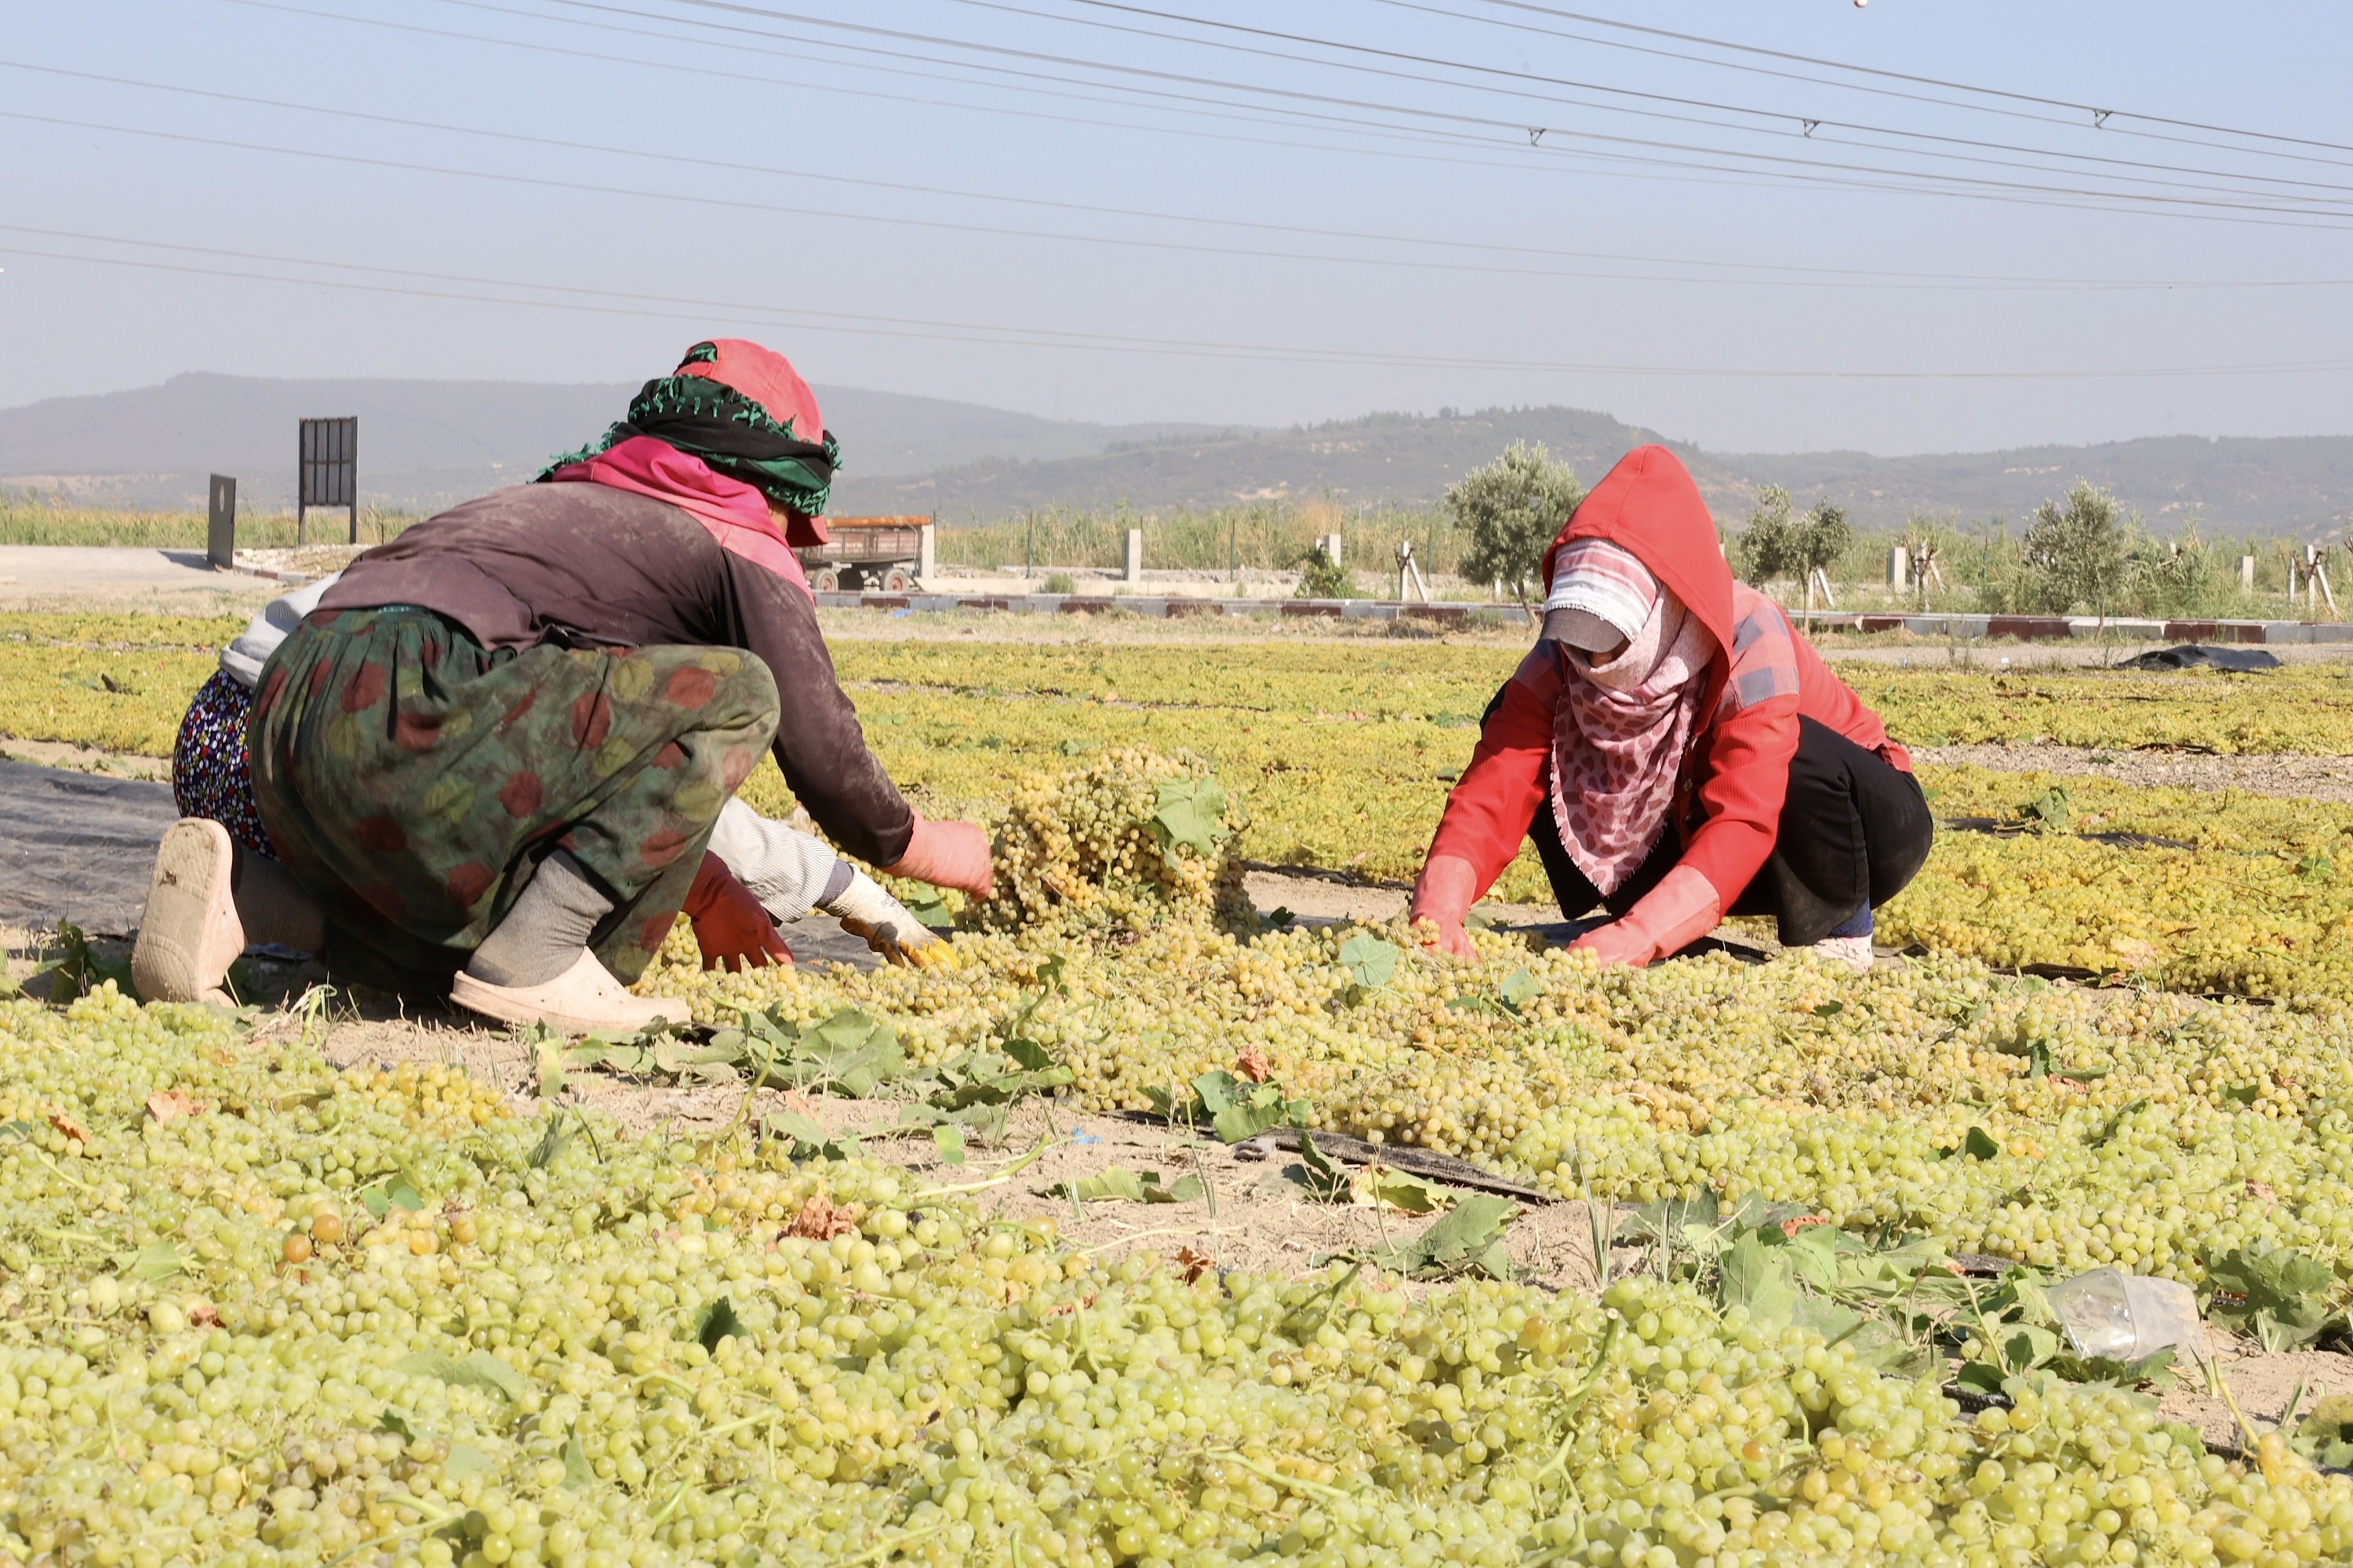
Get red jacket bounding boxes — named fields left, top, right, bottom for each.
left=1427, top=446, right=1910, bottom=909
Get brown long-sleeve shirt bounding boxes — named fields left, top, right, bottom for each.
left=317, top=482, right=915, bottom=866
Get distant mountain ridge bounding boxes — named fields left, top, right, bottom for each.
left=0, top=372, right=1228, bottom=515
left=3, top=373, right=2348, bottom=535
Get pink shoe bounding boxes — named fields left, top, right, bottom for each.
left=450, top=950, right=688, bottom=1034
left=130, top=819, right=246, bottom=1006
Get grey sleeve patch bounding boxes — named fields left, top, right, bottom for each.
left=1733, top=665, right=1798, bottom=708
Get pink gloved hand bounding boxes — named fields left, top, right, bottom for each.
left=881, top=813, right=995, bottom=899
left=1406, top=853, right=1482, bottom=961
left=1569, top=864, right=1721, bottom=970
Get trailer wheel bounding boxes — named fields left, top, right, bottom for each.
left=882, top=567, right=915, bottom=593
left=810, top=567, right=841, bottom=592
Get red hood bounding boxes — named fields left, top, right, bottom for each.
left=1539, top=445, right=1733, bottom=670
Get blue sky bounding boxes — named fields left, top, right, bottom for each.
left=3, top=0, right=2348, bottom=454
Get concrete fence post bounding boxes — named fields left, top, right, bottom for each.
left=2241, top=555, right=2257, bottom=591
left=1887, top=545, right=1909, bottom=591
left=918, top=519, right=936, bottom=581
left=1124, top=528, right=1143, bottom=584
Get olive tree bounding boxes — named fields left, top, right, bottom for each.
left=1740, top=488, right=1852, bottom=620
left=1448, top=442, right=1584, bottom=617
left=2019, top=481, right=2133, bottom=623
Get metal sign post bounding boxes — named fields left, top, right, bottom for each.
left=206, top=475, right=237, bottom=570
left=297, top=417, right=358, bottom=546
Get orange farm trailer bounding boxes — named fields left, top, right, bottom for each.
left=794, top=516, right=933, bottom=591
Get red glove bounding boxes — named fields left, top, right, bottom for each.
left=1569, top=864, right=1720, bottom=970
left=881, top=814, right=995, bottom=899
left=684, top=853, right=792, bottom=973
left=1406, top=853, right=1481, bottom=961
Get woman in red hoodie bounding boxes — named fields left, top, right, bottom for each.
left=1407, top=446, right=1932, bottom=970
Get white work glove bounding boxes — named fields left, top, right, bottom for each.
left=823, top=868, right=957, bottom=970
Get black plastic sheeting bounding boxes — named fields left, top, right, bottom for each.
left=0, top=756, right=881, bottom=971
left=0, top=759, right=178, bottom=935
left=2118, top=644, right=2283, bottom=672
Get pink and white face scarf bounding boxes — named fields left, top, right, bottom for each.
left=1548, top=550, right=1713, bottom=894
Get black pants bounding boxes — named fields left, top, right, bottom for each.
left=1528, top=715, right=1933, bottom=947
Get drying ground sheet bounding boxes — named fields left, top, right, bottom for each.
left=9, top=617, right=2353, bottom=999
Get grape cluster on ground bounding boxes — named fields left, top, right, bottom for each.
left=9, top=620, right=2353, bottom=1566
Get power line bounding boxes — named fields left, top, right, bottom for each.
left=937, top=0, right=2353, bottom=204
left=213, top=0, right=2353, bottom=228
left=23, top=57, right=2348, bottom=293
left=1458, top=0, right=2353, bottom=158
left=12, top=225, right=2351, bottom=380
left=589, top=0, right=2353, bottom=221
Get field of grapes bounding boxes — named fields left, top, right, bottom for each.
left=8, top=614, right=2353, bottom=998
left=13, top=615, right=2353, bottom=1566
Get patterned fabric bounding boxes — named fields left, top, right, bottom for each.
left=171, top=671, right=275, bottom=859
left=1548, top=588, right=1712, bottom=896
left=546, top=436, right=813, bottom=600
left=1542, top=538, right=1658, bottom=649
left=249, top=607, right=780, bottom=996
left=541, top=342, right=839, bottom=522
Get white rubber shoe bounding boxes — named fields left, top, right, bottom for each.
left=450, top=949, right=688, bottom=1034
left=130, top=819, right=246, bottom=1006
left=1810, top=934, right=1876, bottom=972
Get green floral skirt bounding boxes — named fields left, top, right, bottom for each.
left=249, top=607, right=778, bottom=995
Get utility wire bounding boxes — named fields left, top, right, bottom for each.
left=21, top=58, right=2349, bottom=293
left=573, top=0, right=2353, bottom=219
left=1457, top=0, right=2353, bottom=158
left=1380, top=0, right=2353, bottom=177
left=935, top=0, right=2353, bottom=201
left=217, top=0, right=2353, bottom=227
left=12, top=226, right=2350, bottom=380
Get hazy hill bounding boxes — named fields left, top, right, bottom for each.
left=0, top=373, right=1227, bottom=514
left=886, top=413, right=2353, bottom=537
left=4, top=374, right=2349, bottom=534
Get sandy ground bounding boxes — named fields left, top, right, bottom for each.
left=1915, top=743, right=2353, bottom=802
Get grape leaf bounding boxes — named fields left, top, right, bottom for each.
left=1289, top=1131, right=1351, bottom=1203
left=442, top=1444, right=496, bottom=1479
left=562, top=1434, right=594, bottom=1490
left=1150, top=778, right=1227, bottom=858
left=1044, top=1167, right=1203, bottom=1205
left=1360, top=1168, right=1443, bottom=1214
left=396, top=1349, right=526, bottom=1402
left=1499, top=968, right=1541, bottom=1009
left=695, top=1296, right=747, bottom=1352
left=933, top=1123, right=966, bottom=1166
left=1718, top=1231, right=1799, bottom=1328
left=112, top=1241, right=184, bottom=1283
left=1337, top=933, right=1401, bottom=990
left=2208, top=1242, right=2337, bottom=1350
left=1373, top=1195, right=1519, bottom=1281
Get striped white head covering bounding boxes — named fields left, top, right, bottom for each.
left=1542, top=537, right=1659, bottom=652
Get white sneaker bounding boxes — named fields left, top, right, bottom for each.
left=450, top=949, right=688, bottom=1033
left=130, top=819, right=246, bottom=1006
left=1810, top=934, right=1875, bottom=972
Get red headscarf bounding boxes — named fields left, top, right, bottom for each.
left=546, top=340, right=831, bottom=598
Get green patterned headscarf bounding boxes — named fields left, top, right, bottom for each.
left=542, top=344, right=840, bottom=515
